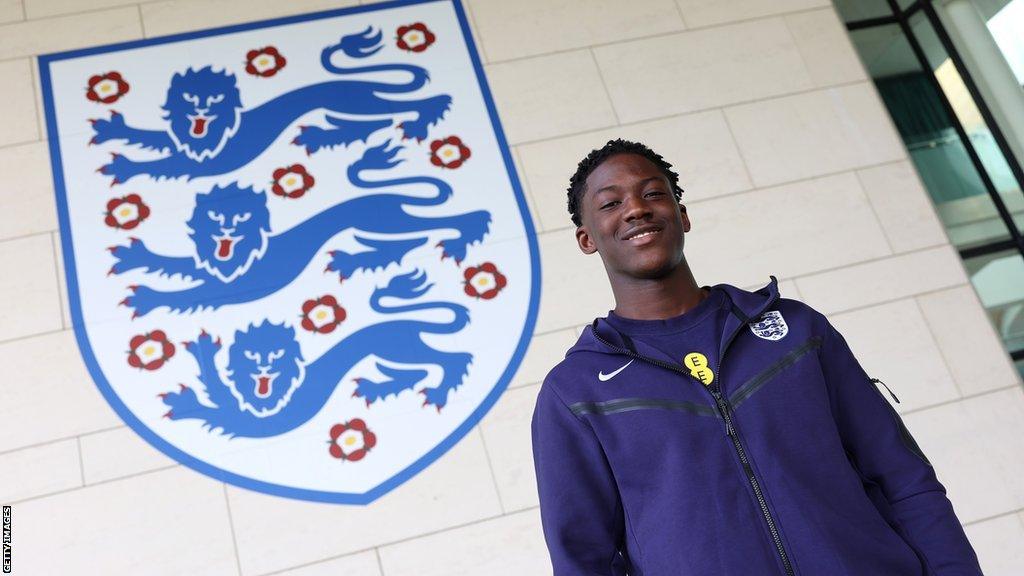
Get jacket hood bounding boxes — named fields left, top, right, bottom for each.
left=568, top=275, right=781, bottom=359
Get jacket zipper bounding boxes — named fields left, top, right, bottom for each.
left=589, top=293, right=796, bottom=576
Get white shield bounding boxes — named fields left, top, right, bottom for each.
left=749, top=310, right=788, bottom=341
left=39, top=0, right=539, bottom=504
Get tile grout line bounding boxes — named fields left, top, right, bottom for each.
left=28, top=55, right=43, bottom=141
left=137, top=3, right=147, bottom=39
left=671, top=0, right=689, bottom=29
left=461, top=0, right=487, bottom=65
left=480, top=4, right=834, bottom=68
left=255, top=507, right=540, bottom=576
left=0, top=228, right=57, bottom=244
left=718, top=109, right=758, bottom=192
left=900, top=383, right=1020, bottom=418
left=852, top=169, right=898, bottom=255
left=0, top=1, right=161, bottom=41
left=0, top=424, right=125, bottom=457
left=912, top=296, right=965, bottom=399
left=374, top=547, right=385, bottom=575
left=588, top=47, right=620, bottom=126
left=75, top=436, right=86, bottom=486
left=508, top=78, right=869, bottom=149
left=6, top=462, right=180, bottom=505
left=51, top=231, right=67, bottom=330
left=19, top=0, right=26, bottom=21
left=476, top=426, right=507, bottom=514
left=814, top=275, right=966, bottom=318
left=223, top=484, right=245, bottom=576
left=963, top=506, right=1024, bottom=527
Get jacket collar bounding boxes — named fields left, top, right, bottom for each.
left=568, top=275, right=781, bottom=363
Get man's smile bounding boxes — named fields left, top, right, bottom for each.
left=622, top=225, right=663, bottom=242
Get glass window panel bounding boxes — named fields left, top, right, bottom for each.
left=850, top=24, right=1015, bottom=250
left=908, top=11, right=1024, bottom=236
left=964, top=248, right=1024, bottom=360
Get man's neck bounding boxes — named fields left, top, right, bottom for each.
left=609, top=259, right=706, bottom=321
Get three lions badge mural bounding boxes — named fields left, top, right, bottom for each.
left=39, top=0, right=539, bottom=503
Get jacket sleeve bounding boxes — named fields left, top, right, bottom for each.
left=817, top=316, right=982, bottom=575
left=532, top=379, right=628, bottom=575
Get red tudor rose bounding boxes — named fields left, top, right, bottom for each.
left=104, top=194, right=151, bottom=230
left=463, top=262, right=507, bottom=300
left=245, top=46, right=287, bottom=77
left=86, top=72, right=130, bottom=104
left=271, top=164, right=315, bottom=198
left=127, top=330, right=175, bottom=371
left=429, top=136, right=471, bottom=169
left=301, top=295, right=347, bottom=334
left=396, top=23, right=436, bottom=52
left=328, top=418, right=377, bottom=461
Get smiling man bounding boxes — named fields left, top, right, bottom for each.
left=530, top=139, right=982, bottom=575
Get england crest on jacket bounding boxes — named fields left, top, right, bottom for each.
left=39, top=0, right=539, bottom=504
left=749, top=310, right=788, bottom=341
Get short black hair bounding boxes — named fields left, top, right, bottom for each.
left=566, top=138, right=684, bottom=227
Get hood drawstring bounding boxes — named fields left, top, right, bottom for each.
left=870, top=377, right=900, bottom=404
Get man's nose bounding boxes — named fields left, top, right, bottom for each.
left=622, top=194, right=652, bottom=221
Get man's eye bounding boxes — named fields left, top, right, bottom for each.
left=645, top=190, right=666, bottom=197
left=601, top=201, right=619, bottom=209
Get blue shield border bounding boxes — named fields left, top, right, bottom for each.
left=38, top=0, right=541, bottom=504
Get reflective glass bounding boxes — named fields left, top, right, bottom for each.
left=963, top=248, right=1024, bottom=359
left=850, top=24, right=1017, bottom=249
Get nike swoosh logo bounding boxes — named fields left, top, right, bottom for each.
left=598, top=359, right=634, bottom=381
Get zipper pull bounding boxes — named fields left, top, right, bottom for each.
left=870, top=377, right=900, bottom=404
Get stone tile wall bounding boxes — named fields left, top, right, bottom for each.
left=1, top=0, right=1021, bottom=573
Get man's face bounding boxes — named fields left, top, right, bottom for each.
left=575, top=153, right=690, bottom=280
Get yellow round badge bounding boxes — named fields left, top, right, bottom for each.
left=683, top=352, right=714, bottom=386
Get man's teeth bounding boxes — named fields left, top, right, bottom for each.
left=629, top=230, right=659, bottom=240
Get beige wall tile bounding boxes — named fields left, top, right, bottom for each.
left=14, top=467, right=237, bottom=575
left=0, top=7, right=140, bottom=60
left=0, top=438, right=80, bottom=502
left=784, top=8, right=866, bottom=87
left=675, top=0, right=829, bottom=28
left=510, top=146, right=542, bottom=234
left=725, top=83, right=906, bottom=187
left=0, top=0, right=21, bottom=24
left=510, top=329, right=577, bottom=389
left=379, top=508, right=548, bottom=576
left=966, top=512, right=1024, bottom=576
left=0, top=141, right=56, bottom=241
left=24, top=0, right=139, bottom=19
left=481, top=383, right=540, bottom=512
left=795, top=245, right=968, bottom=315
left=0, top=59, right=38, bottom=147
left=518, top=111, right=753, bottom=232
left=468, top=0, right=684, bottom=62
left=0, top=330, right=121, bottom=452
left=141, top=0, right=358, bottom=37
left=905, top=387, right=1024, bottom=524
left=830, top=299, right=960, bottom=414
left=79, top=425, right=177, bottom=484
left=917, top=285, right=1022, bottom=396
left=594, top=18, right=812, bottom=124
left=856, top=161, right=949, bottom=253
left=277, top=550, right=382, bottom=576
left=0, top=234, right=62, bottom=342
left=486, top=49, right=617, bottom=145
left=228, top=430, right=502, bottom=575
left=685, top=172, right=891, bottom=290
left=535, top=228, right=614, bottom=333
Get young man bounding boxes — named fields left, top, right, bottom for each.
left=531, top=139, right=983, bottom=575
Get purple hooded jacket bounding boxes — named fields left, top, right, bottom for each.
left=531, top=276, right=982, bottom=575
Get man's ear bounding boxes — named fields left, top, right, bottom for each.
left=680, top=203, right=691, bottom=233
left=576, top=225, right=598, bottom=255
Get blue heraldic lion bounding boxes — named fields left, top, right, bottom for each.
left=90, top=27, right=450, bottom=185
left=160, top=268, right=473, bottom=437
left=108, top=141, right=490, bottom=317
